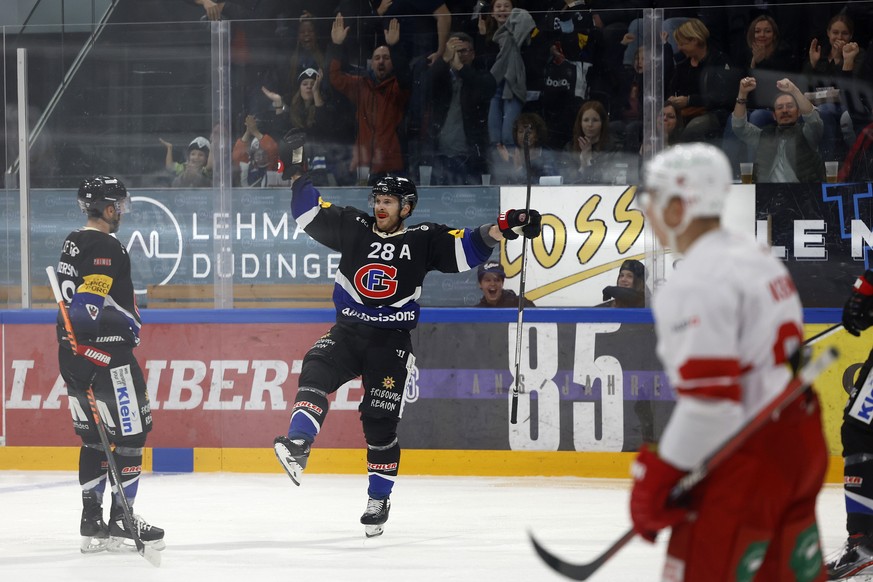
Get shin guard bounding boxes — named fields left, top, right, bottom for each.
left=363, top=416, right=400, bottom=499
left=111, top=446, right=143, bottom=509
left=288, top=387, right=329, bottom=442
left=843, top=419, right=873, bottom=535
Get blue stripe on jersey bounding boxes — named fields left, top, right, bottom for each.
left=459, top=227, right=494, bottom=270
left=332, top=284, right=421, bottom=330
left=289, top=178, right=321, bottom=223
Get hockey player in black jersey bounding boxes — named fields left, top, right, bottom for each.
left=826, top=270, right=873, bottom=579
left=53, top=176, right=165, bottom=554
left=273, top=131, right=541, bottom=537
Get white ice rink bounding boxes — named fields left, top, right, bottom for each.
left=0, top=471, right=847, bottom=581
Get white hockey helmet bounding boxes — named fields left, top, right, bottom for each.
left=642, top=142, right=732, bottom=220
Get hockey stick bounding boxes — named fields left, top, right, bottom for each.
left=510, top=126, right=534, bottom=425
left=45, top=266, right=161, bottom=567
left=530, top=344, right=839, bottom=580
left=804, top=322, right=843, bottom=346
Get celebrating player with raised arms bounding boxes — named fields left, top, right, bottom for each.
left=273, top=130, right=541, bottom=537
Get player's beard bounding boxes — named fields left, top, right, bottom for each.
left=107, top=214, right=122, bottom=234
left=375, top=211, right=402, bottom=234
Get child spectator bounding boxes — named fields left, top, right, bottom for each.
left=232, top=114, right=287, bottom=187
left=160, top=136, right=213, bottom=187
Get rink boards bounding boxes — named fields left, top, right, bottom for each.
left=0, top=308, right=849, bottom=482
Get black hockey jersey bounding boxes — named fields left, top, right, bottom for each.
left=290, top=179, right=493, bottom=329
left=54, top=227, right=141, bottom=347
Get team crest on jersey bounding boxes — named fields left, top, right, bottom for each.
left=87, top=304, right=100, bottom=320
left=382, top=376, right=396, bottom=390
left=354, top=263, right=399, bottom=299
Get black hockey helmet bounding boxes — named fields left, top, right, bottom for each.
left=369, top=175, right=418, bottom=216
left=77, top=175, right=130, bottom=216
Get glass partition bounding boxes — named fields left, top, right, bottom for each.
left=2, top=2, right=871, bottom=309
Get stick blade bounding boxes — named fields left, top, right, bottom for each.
left=529, top=531, right=598, bottom=581
left=530, top=528, right=636, bottom=581
left=140, top=544, right=162, bottom=567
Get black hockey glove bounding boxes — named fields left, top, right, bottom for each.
left=843, top=270, right=873, bottom=336
left=498, top=209, right=542, bottom=240
left=279, top=129, right=307, bottom=180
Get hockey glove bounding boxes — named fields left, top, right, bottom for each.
left=843, top=270, right=873, bottom=337
left=74, top=343, right=112, bottom=367
left=629, top=446, right=688, bottom=543
left=497, top=209, right=542, bottom=240
left=279, top=129, right=307, bottom=180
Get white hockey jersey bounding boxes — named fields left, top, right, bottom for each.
left=652, top=229, right=804, bottom=470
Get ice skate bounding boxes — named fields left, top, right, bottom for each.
left=80, top=504, right=109, bottom=553
left=274, top=436, right=310, bottom=486
left=360, top=497, right=390, bottom=538
left=107, top=510, right=166, bottom=552
left=826, top=534, right=873, bottom=580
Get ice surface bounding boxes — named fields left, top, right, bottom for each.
left=0, top=471, right=846, bottom=581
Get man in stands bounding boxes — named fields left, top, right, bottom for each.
left=328, top=13, right=411, bottom=184
left=731, top=76, right=826, bottom=183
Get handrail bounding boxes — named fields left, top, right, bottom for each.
left=6, top=0, right=119, bottom=175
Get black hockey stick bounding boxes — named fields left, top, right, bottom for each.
left=510, top=126, right=534, bottom=425
left=530, top=344, right=839, bottom=580
left=804, top=322, right=843, bottom=346
left=46, top=266, right=161, bottom=567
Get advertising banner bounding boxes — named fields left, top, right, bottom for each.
left=3, top=317, right=672, bottom=452
left=756, top=182, right=873, bottom=307
left=2, top=186, right=499, bottom=307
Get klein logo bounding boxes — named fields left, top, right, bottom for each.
left=293, top=401, right=324, bottom=415
left=93, top=258, right=112, bottom=266
left=116, top=386, right=139, bottom=434
left=855, top=394, right=873, bottom=422
left=354, top=263, right=399, bottom=299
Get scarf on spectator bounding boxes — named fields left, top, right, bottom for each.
left=490, top=8, right=535, bottom=102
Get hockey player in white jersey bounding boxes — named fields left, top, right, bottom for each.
left=630, top=143, right=828, bottom=581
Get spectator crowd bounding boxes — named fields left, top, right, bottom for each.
left=155, top=1, right=873, bottom=187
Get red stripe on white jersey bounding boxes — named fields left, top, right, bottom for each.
left=677, top=358, right=742, bottom=402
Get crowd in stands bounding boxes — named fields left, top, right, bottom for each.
left=158, top=1, right=873, bottom=187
